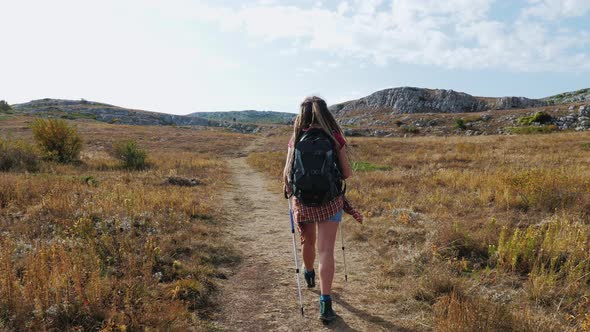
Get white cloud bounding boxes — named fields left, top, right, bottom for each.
left=337, top=1, right=350, bottom=15
left=523, top=0, right=590, bottom=20
left=190, top=0, right=590, bottom=72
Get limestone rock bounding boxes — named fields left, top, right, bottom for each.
left=329, top=87, right=546, bottom=115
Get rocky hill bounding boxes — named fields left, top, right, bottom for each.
left=542, top=88, right=590, bottom=104
left=189, top=110, right=296, bottom=124
left=329, top=87, right=547, bottom=115
left=10, top=99, right=259, bottom=133
left=12, top=99, right=212, bottom=126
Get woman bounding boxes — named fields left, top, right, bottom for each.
left=283, top=96, right=362, bottom=322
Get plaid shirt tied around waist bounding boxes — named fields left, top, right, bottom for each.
left=290, top=194, right=363, bottom=234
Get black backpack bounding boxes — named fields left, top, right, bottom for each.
left=290, top=128, right=343, bottom=206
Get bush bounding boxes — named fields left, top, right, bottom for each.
left=0, top=100, right=11, bottom=113
left=31, top=119, right=82, bottom=163
left=454, top=118, right=466, bottom=130
left=111, top=140, right=149, bottom=170
left=517, top=111, right=553, bottom=126
left=0, top=139, right=40, bottom=172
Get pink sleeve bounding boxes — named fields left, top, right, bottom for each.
left=333, top=132, right=346, bottom=149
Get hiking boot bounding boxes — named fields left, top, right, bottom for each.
left=319, top=299, right=337, bottom=322
left=303, top=267, right=315, bottom=288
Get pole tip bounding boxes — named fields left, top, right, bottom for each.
left=301, top=307, right=304, bottom=316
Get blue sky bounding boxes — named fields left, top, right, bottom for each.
left=0, top=0, right=589, bottom=114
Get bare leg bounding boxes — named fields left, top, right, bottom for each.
left=301, top=223, right=316, bottom=272
left=317, top=221, right=339, bottom=295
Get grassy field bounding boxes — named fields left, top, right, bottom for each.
left=3, top=113, right=590, bottom=330
left=248, top=129, right=590, bottom=331
left=0, top=116, right=253, bottom=330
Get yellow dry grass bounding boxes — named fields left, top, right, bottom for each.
left=0, top=116, right=254, bottom=330
left=247, top=129, right=590, bottom=331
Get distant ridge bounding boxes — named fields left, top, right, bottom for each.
left=9, top=87, right=587, bottom=130
left=189, top=110, right=296, bottom=124
left=12, top=98, right=213, bottom=126
left=9, top=99, right=263, bottom=133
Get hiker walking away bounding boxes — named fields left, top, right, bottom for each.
left=283, top=96, right=363, bottom=322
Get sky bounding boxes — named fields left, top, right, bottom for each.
left=0, top=0, right=589, bottom=115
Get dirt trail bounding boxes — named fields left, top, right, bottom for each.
left=213, top=150, right=413, bottom=331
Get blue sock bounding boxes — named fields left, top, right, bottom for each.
left=320, top=294, right=331, bottom=302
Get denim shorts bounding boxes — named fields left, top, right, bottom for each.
left=327, top=210, right=343, bottom=222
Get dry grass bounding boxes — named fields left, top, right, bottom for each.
left=247, top=129, right=590, bottom=331
left=0, top=116, right=254, bottom=330
left=4, top=112, right=590, bottom=330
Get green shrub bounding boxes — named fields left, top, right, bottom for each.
left=0, top=139, right=40, bottom=172
left=111, top=140, right=149, bottom=170
left=0, top=100, right=11, bottom=113
left=82, top=175, right=99, bottom=187
left=31, top=119, right=82, bottom=163
left=517, top=112, right=553, bottom=126
left=504, top=125, right=557, bottom=135
left=454, top=118, right=467, bottom=130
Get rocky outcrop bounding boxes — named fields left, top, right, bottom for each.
left=490, top=97, right=546, bottom=110
left=329, top=87, right=547, bottom=115
left=543, top=88, right=590, bottom=104
left=553, top=105, right=590, bottom=131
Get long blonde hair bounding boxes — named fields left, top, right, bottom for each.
left=292, top=96, right=343, bottom=148
left=287, top=96, right=345, bottom=177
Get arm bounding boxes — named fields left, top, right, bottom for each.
left=283, top=147, right=293, bottom=193
left=337, top=147, right=352, bottom=179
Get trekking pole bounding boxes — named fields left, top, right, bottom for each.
left=340, top=220, right=348, bottom=282
left=287, top=195, right=304, bottom=317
